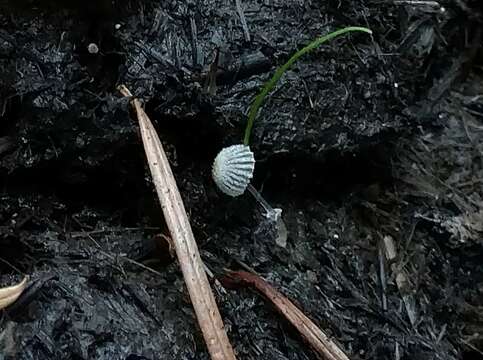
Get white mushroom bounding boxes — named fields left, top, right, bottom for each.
left=212, top=145, right=287, bottom=246
left=87, top=43, right=99, bottom=54
left=212, top=144, right=255, bottom=197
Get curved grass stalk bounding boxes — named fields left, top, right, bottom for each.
left=243, top=26, right=372, bottom=145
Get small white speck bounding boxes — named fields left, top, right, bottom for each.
left=115, top=23, right=121, bottom=30
left=333, top=234, right=339, bottom=239
left=394, top=82, right=399, bottom=88
left=440, top=7, right=446, bottom=13
left=87, top=43, right=99, bottom=54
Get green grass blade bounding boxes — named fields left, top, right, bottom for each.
left=243, top=26, right=372, bottom=145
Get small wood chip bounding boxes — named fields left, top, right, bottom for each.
left=0, top=277, right=28, bottom=310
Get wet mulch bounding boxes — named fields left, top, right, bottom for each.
left=0, top=0, right=482, bottom=359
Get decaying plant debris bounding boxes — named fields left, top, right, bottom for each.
left=0, top=0, right=482, bottom=359
left=0, top=277, right=28, bottom=310
left=118, top=84, right=236, bottom=359
left=222, top=270, right=351, bottom=360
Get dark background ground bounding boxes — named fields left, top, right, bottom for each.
left=0, top=0, right=482, bottom=359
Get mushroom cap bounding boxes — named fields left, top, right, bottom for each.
left=212, top=144, right=255, bottom=197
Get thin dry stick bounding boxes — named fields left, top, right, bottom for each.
left=223, top=271, right=350, bottom=360
left=118, top=85, right=236, bottom=360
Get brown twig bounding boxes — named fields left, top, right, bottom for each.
left=118, top=85, right=237, bottom=360
left=222, top=270, right=350, bottom=360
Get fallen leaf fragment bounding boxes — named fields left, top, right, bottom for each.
left=0, top=277, right=28, bottom=310
left=382, top=235, right=417, bottom=326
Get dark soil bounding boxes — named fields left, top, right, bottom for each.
left=0, top=0, right=482, bottom=359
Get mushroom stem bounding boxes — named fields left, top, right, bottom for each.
left=247, top=184, right=278, bottom=220
left=247, top=184, right=288, bottom=247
